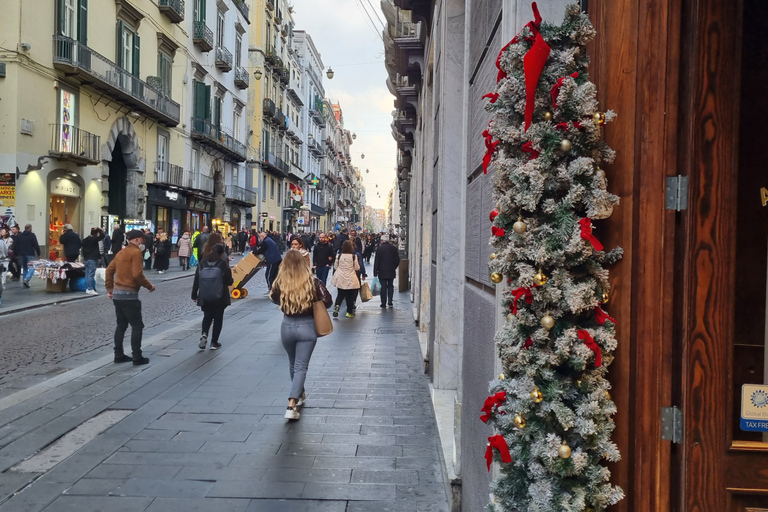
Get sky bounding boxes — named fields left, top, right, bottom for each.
left=291, top=0, right=396, bottom=210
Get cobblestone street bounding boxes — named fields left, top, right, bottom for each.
left=0, top=264, right=450, bottom=511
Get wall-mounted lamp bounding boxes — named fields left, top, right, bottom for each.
left=254, top=68, right=263, bottom=80
left=326, top=67, right=334, bottom=79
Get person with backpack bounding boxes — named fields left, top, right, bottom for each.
left=191, top=234, right=233, bottom=350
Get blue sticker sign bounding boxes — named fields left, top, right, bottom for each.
left=740, top=384, right=768, bottom=432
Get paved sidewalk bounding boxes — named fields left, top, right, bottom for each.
left=0, top=273, right=449, bottom=511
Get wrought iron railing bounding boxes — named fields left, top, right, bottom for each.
left=215, top=46, right=233, bottom=71
left=232, top=0, right=249, bottom=20
left=187, top=172, right=215, bottom=194
left=158, top=0, right=184, bottom=22
left=155, top=162, right=185, bottom=187
left=193, top=22, right=214, bottom=50
left=52, top=36, right=180, bottom=125
left=234, top=67, right=249, bottom=88
left=226, top=185, right=258, bottom=205
left=191, top=118, right=247, bottom=161
left=263, top=98, right=277, bottom=118
left=49, top=124, right=100, bottom=162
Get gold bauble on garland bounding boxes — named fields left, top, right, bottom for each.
left=543, top=111, right=553, bottom=121
left=541, top=314, right=555, bottom=330
left=499, top=373, right=506, bottom=380
left=512, top=219, right=527, bottom=234
left=530, top=387, right=543, bottom=403
left=602, top=292, right=610, bottom=304
left=560, top=139, right=572, bottom=152
left=490, top=253, right=497, bottom=260
left=558, top=442, right=572, bottom=459
left=533, top=269, right=547, bottom=286
left=513, top=414, right=526, bottom=429
left=490, top=272, right=503, bottom=284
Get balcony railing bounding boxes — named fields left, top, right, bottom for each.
left=49, top=124, right=100, bottom=164
left=234, top=67, right=249, bottom=89
left=390, top=18, right=425, bottom=50
left=310, top=203, right=326, bottom=216
left=226, top=184, right=258, bottom=206
left=190, top=118, right=247, bottom=162
left=158, top=0, right=184, bottom=23
left=276, top=110, right=287, bottom=130
left=215, top=46, right=233, bottom=72
left=263, top=98, right=277, bottom=119
left=186, top=172, right=215, bottom=194
left=308, top=138, right=323, bottom=155
left=155, top=161, right=185, bottom=187
left=193, top=21, right=214, bottom=52
left=232, top=0, right=249, bottom=21
left=52, top=36, right=180, bottom=126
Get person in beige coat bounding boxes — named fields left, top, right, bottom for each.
left=331, top=240, right=361, bottom=318
left=177, top=231, right=192, bottom=270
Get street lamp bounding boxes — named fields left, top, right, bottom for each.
left=352, top=133, right=357, bottom=140
left=326, top=67, right=334, bottom=79
left=361, top=153, right=365, bottom=159
left=254, top=68, right=263, bottom=80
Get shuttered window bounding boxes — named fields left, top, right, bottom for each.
left=57, top=0, right=86, bottom=41
left=193, top=80, right=211, bottom=120
left=158, top=53, right=173, bottom=94
left=116, top=21, right=139, bottom=76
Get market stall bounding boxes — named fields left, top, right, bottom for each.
left=32, top=260, right=86, bottom=292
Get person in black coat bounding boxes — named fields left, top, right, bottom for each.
left=15, top=224, right=41, bottom=287
left=81, top=228, right=104, bottom=294
left=191, top=242, right=233, bottom=350
left=110, top=224, right=124, bottom=262
left=373, top=235, right=400, bottom=308
left=143, top=229, right=154, bottom=270
left=312, top=233, right=335, bottom=285
left=59, top=224, right=82, bottom=262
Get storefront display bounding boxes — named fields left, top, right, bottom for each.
left=186, top=195, right=213, bottom=232
left=147, top=185, right=187, bottom=240
left=31, top=260, right=85, bottom=292
left=49, top=177, right=82, bottom=259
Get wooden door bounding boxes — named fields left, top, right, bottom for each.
left=680, top=0, right=768, bottom=509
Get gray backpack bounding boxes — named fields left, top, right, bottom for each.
left=198, top=259, right=224, bottom=302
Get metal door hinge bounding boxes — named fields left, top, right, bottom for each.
left=661, top=406, right=683, bottom=443
left=665, top=176, right=688, bottom=211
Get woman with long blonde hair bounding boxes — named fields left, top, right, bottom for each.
left=270, top=249, right=332, bottom=420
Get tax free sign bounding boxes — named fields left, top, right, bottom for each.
left=741, top=384, right=768, bottom=432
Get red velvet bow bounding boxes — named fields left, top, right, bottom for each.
left=492, top=226, right=506, bottom=238
left=483, top=92, right=500, bottom=103
left=485, top=434, right=512, bottom=471
left=550, top=72, right=579, bottom=109
left=524, top=338, right=533, bottom=349
left=482, top=128, right=500, bottom=174
left=578, top=329, right=602, bottom=367
left=495, top=40, right=515, bottom=82
left=480, top=391, right=507, bottom=423
left=595, top=306, right=616, bottom=325
left=510, top=287, right=533, bottom=315
left=578, top=217, right=603, bottom=252
left=555, top=121, right=584, bottom=131
left=522, top=141, right=540, bottom=160
left=521, top=4, right=551, bottom=131
left=490, top=209, right=499, bottom=222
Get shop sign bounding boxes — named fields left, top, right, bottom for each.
left=166, top=190, right=179, bottom=201
left=741, top=384, right=768, bottom=432
left=50, top=178, right=80, bottom=197
left=0, top=173, right=15, bottom=227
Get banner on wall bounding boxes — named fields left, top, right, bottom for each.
left=0, top=173, right=16, bottom=227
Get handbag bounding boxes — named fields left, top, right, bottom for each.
left=360, top=282, right=373, bottom=302
left=313, top=301, right=333, bottom=337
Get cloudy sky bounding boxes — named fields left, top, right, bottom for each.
left=292, top=0, right=396, bottom=210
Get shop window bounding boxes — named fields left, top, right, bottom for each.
left=57, top=88, right=77, bottom=154
left=156, top=205, right=170, bottom=234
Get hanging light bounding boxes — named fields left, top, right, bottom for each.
left=365, top=169, right=369, bottom=173
left=326, top=67, right=334, bottom=79
left=254, top=68, right=263, bottom=80
left=361, top=153, right=365, bottom=159
left=352, top=133, right=357, bottom=140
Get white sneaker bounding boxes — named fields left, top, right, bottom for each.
left=296, top=393, right=307, bottom=407
left=284, top=407, right=300, bottom=420
left=86, top=289, right=99, bottom=295
left=158, top=271, right=165, bottom=274
left=198, top=334, right=208, bottom=350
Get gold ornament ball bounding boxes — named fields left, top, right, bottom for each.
left=490, top=272, right=503, bottom=284
left=596, top=168, right=606, bottom=180
left=605, top=390, right=611, bottom=400
left=575, top=379, right=583, bottom=388
left=558, top=442, right=572, bottom=459
left=530, top=387, right=543, bottom=403
left=592, top=112, right=603, bottom=125
left=499, top=373, right=506, bottom=380
left=512, top=220, right=527, bottom=234
left=602, top=292, right=610, bottom=304
left=560, top=139, right=572, bottom=152
left=543, top=111, right=553, bottom=121
left=533, top=271, right=547, bottom=286
left=513, top=414, right=526, bottom=429
left=490, top=253, right=497, bottom=260
left=541, top=314, right=555, bottom=330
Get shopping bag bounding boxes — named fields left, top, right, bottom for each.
left=313, top=301, right=334, bottom=337
left=360, top=282, right=373, bottom=302
left=190, top=253, right=198, bottom=267
left=371, top=277, right=381, bottom=296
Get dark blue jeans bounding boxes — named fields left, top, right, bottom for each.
left=380, top=278, right=394, bottom=305
left=113, top=299, right=144, bottom=359
left=316, top=265, right=331, bottom=285
left=85, top=259, right=98, bottom=291
left=19, top=255, right=35, bottom=282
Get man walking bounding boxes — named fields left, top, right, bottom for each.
left=350, top=230, right=363, bottom=255
left=312, top=233, right=335, bottom=285
left=81, top=227, right=104, bottom=295
left=373, top=234, right=400, bottom=308
left=8, top=225, right=21, bottom=280
left=15, top=224, right=41, bottom=288
left=59, top=224, right=82, bottom=262
left=195, top=226, right=210, bottom=257
left=143, top=228, right=154, bottom=270
left=254, top=231, right=282, bottom=292
left=237, top=228, right=248, bottom=254
left=334, top=229, right=349, bottom=253
left=105, top=229, right=155, bottom=365
left=109, top=223, right=124, bottom=262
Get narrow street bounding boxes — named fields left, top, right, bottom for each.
left=0, top=263, right=450, bottom=512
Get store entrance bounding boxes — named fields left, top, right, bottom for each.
left=108, top=138, right=127, bottom=219
left=49, top=193, right=80, bottom=260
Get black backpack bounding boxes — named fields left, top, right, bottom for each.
left=198, top=259, right=224, bottom=302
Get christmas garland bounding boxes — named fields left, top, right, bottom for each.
left=481, top=4, right=624, bottom=511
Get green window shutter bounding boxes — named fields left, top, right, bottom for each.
left=77, top=0, right=87, bottom=43
left=116, top=20, right=124, bottom=68
left=214, top=97, right=221, bottom=129
left=132, top=33, right=140, bottom=77
left=204, top=85, right=211, bottom=120
left=57, top=0, right=66, bottom=35
left=193, top=81, right=204, bottom=118
left=201, top=0, right=206, bottom=22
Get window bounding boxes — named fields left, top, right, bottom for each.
left=63, top=0, right=76, bottom=37
left=217, top=10, right=225, bottom=47
left=262, top=173, right=267, bottom=201
left=158, top=133, right=168, bottom=169
left=158, top=52, right=173, bottom=95
left=232, top=165, right=239, bottom=186
left=235, top=33, right=242, bottom=68
left=234, top=111, right=241, bottom=141
left=193, top=80, right=211, bottom=121
left=192, top=148, right=199, bottom=186
left=271, top=177, right=275, bottom=199
left=277, top=182, right=282, bottom=204
left=58, top=0, right=87, bottom=43
left=117, top=21, right=139, bottom=76
left=213, top=96, right=222, bottom=129
left=194, top=0, right=204, bottom=22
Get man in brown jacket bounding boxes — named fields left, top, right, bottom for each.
left=106, top=229, right=155, bottom=365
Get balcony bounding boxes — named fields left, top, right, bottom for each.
left=262, top=98, right=277, bottom=119
left=234, top=66, right=249, bottom=89
left=49, top=124, right=100, bottom=165
left=390, top=18, right=425, bottom=51
left=262, top=152, right=289, bottom=177
left=158, top=0, right=184, bottom=23
left=308, top=138, right=323, bottom=156
left=289, top=163, right=304, bottom=181
left=279, top=68, right=289, bottom=85
left=232, top=0, right=249, bottom=22
left=215, top=46, right=233, bottom=72
left=155, top=161, right=185, bottom=187
left=310, top=203, right=326, bottom=216
left=276, top=110, right=287, bottom=130
left=193, top=21, right=214, bottom=52
left=265, top=46, right=277, bottom=66
left=190, top=118, right=247, bottom=162
left=226, top=185, right=258, bottom=206
left=186, top=172, right=215, bottom=194
left=52, top=36, right=180, bottom=126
